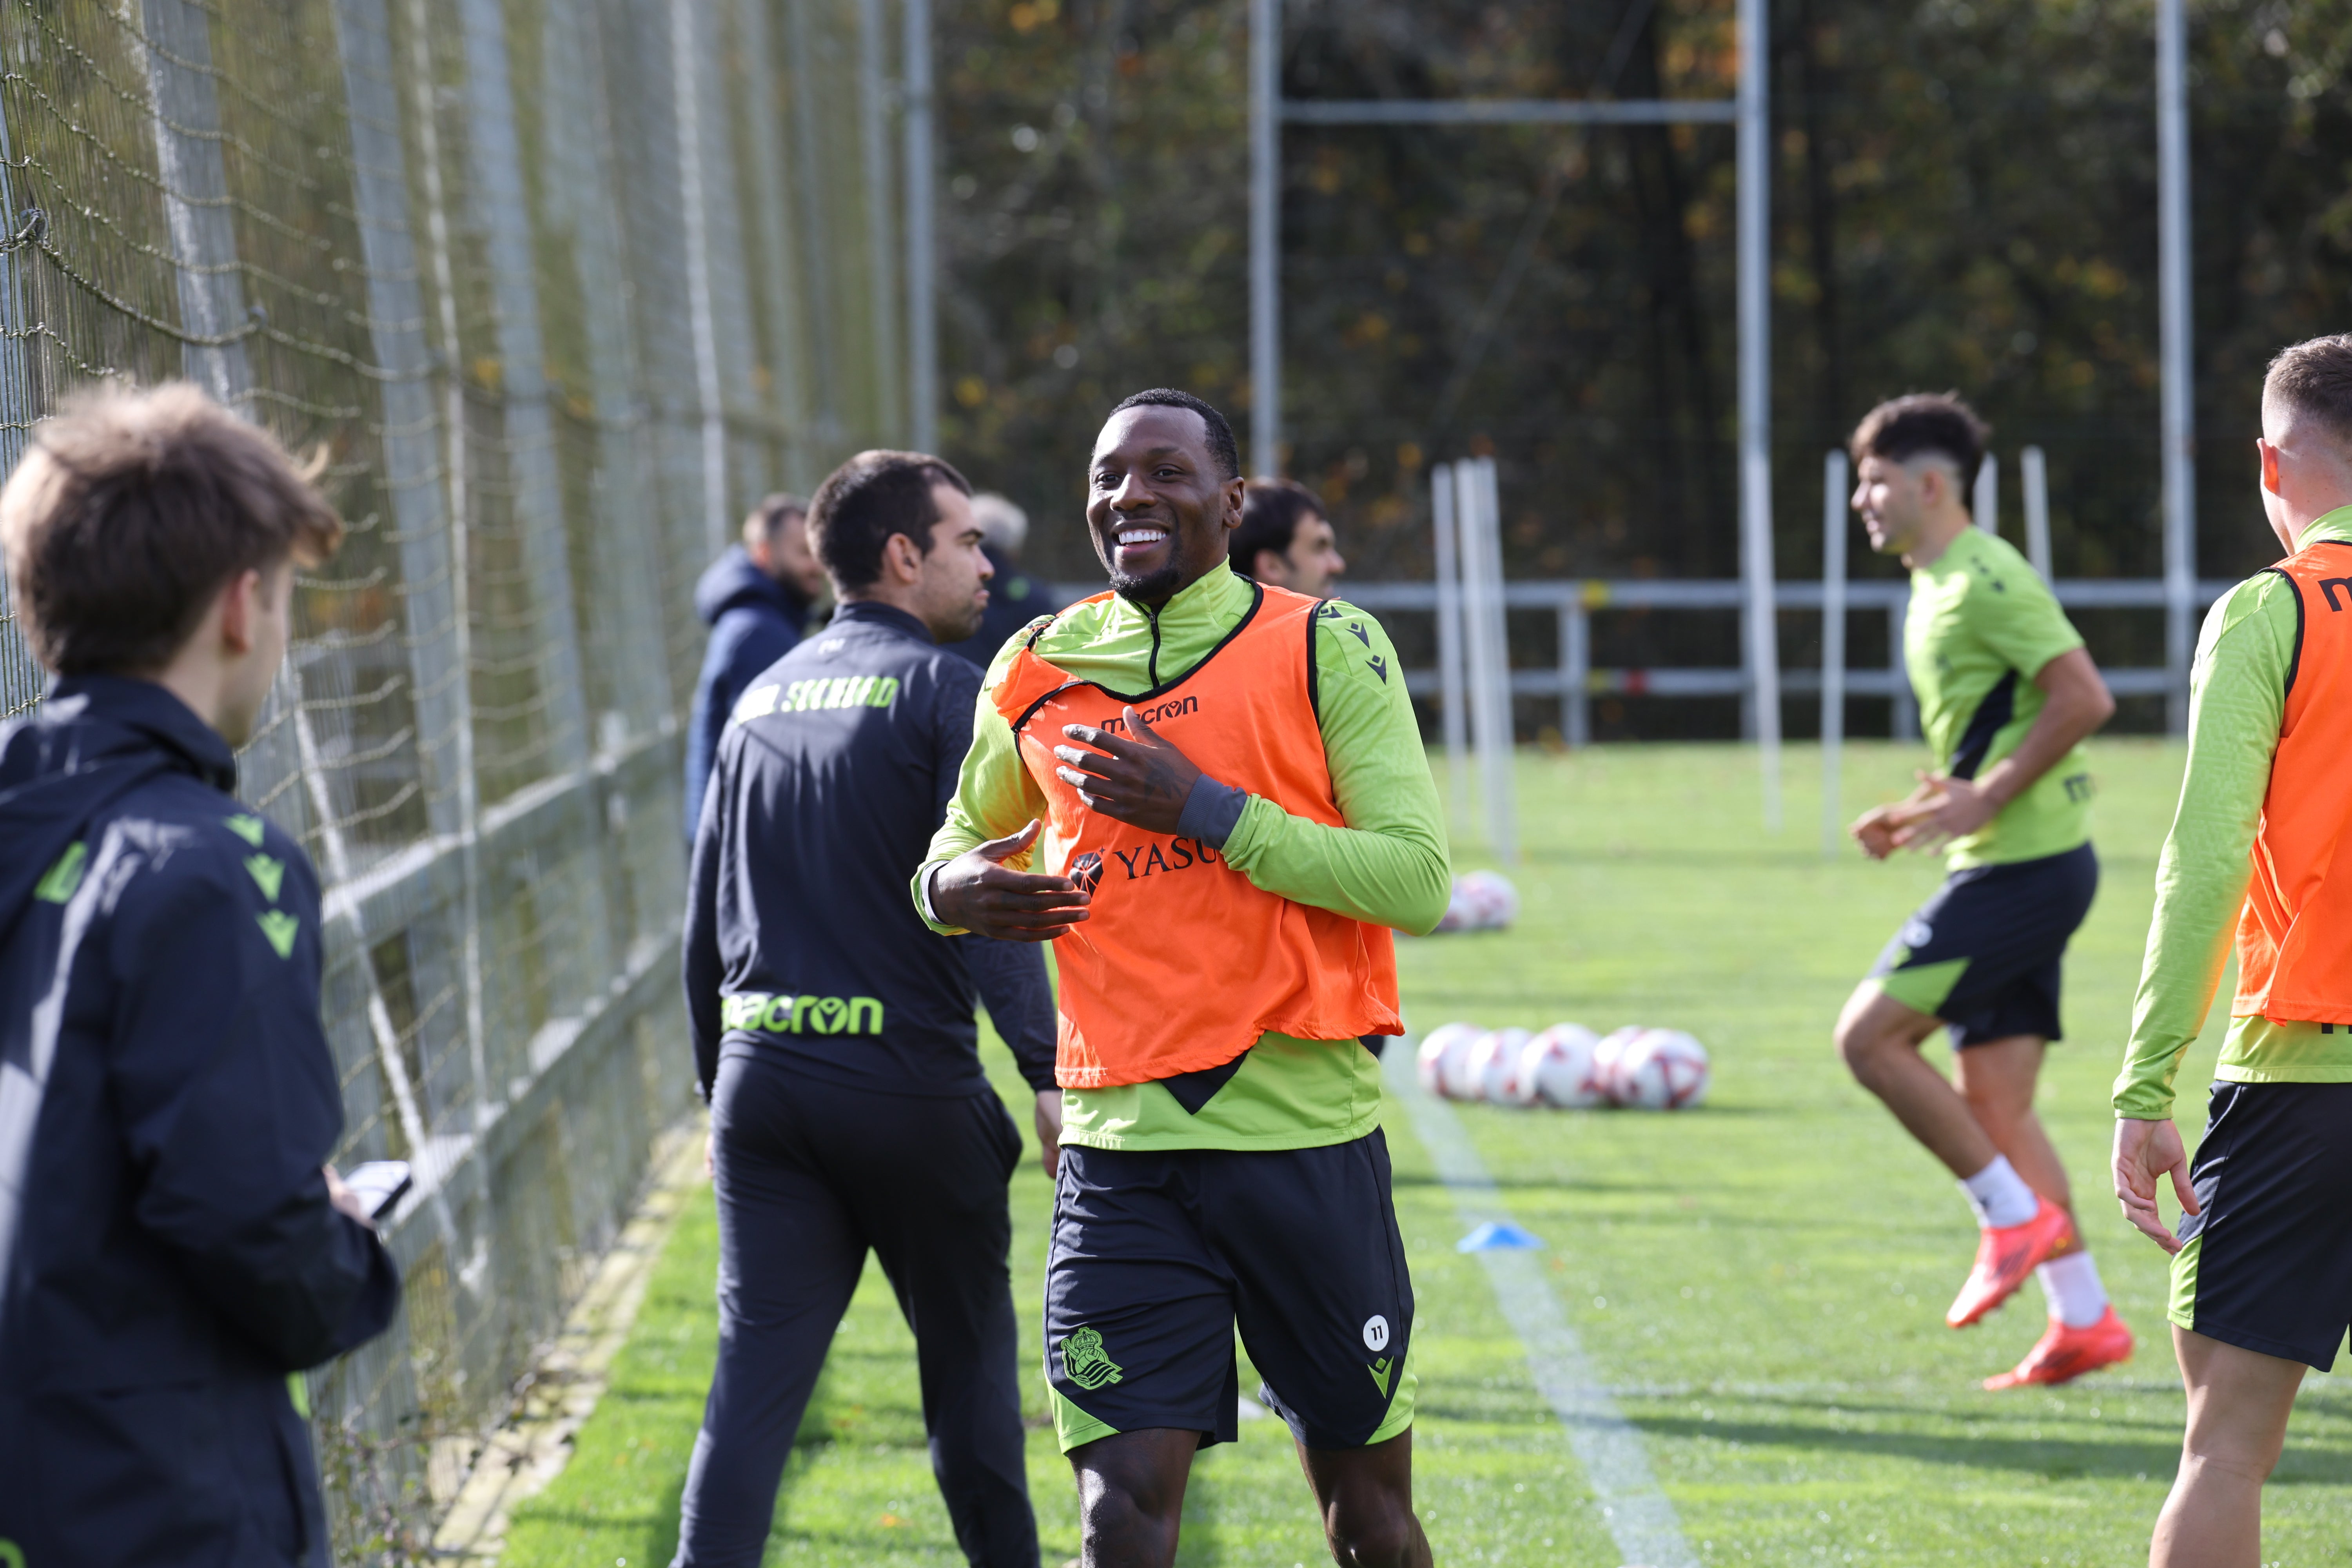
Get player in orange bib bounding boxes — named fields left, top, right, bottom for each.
left=2115, top=334, right=2352, bottom=1566
left=916, top=390, right=1450, bottom=1568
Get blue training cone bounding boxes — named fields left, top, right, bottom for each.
left=1456, top=1221, right=1545, bottom=1253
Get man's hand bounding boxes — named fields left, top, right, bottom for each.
left=1851, top=804, right=1902, bottom=860
left=1033, top=1089, right=1063, bottom=1180
left=1850, top=780, right=1938, bottom=861
left=323, top=1164, right=374, bottom=1229
left=930, top=819, right=1091, bottom=942
left=2114, top=1115, right=2199, bottom=1254
left=1052, top=707, right=1203, bottom=836
left=1891, top=770, right=2002, bottom=853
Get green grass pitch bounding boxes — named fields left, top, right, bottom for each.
left=499, top=741, right=2350, bottom=1567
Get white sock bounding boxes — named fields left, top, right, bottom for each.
left=2038, top=1251, right=2109, bottom=1328
left=1958, top=1155, right=2040, bottom=1229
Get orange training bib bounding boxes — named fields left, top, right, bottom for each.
left=2236, top=539, right=2352, bottom=1024
left=992, top=583, right=1402, bottom=1089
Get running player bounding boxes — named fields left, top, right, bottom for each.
left=915, top=390, right=1449, bottom=1568
left=1835, top=393, right=2132, bottom=1389
left=2114, top=335, right=2352, bottom=1567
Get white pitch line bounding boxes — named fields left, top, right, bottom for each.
left=1388, top=1047, right=1698, bottom=1568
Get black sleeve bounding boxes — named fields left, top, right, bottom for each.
left=111, top=845, right=399, bottom=1371
left=966, top=937, right=1058, bottom=1091
left=930, top=653, right=982, bottom=827
left=682, top=734, right=730, bottom=1102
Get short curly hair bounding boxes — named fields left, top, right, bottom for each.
left=1848, top=392, right=1991, bottom=488
left=0, top=382, right=343, bottom=675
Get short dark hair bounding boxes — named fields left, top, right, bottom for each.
left=1230, top=478, right=1327, bottom=576
left=805, top=450, right=972, bottom=592
left=1106, top=388, right=1240, bottom=481
left=741, top=491, right=807, bottom=550
left=0, top=382, right=343, bottom=675
left=1849, top=392, right=1990, bottom=487
left=2265, top=335, right=2352, bottom=448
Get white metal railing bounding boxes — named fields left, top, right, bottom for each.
left=1048, top=573, right=2234, bottom=747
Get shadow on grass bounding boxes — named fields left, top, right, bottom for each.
left=1628, top=1394, right=2350, bottom=1485
left=1631, top=1407, right=2183, bottom=1481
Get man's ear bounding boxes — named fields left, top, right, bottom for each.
left=2259, top=439, right=2284, bottom=497
left=216, top=567, right=263, bottom=657
left=1251, top=548, right=1291, bottom=585
left=884, top=531, right=925, bottom=584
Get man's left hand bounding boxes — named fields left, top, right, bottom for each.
left=1892, top=770, right=2000, bottom=853
left=1053, top=707, right=1202, bottom=835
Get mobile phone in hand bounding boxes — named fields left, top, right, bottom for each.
left=342, top=1160, right=412, bottom=1220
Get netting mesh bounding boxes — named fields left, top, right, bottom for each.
left=0, top=0, right=903, bottom=1549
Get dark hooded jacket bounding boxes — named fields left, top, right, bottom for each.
left=0, top=676, right=399, bottom=1568
left=686, top=546, right=811, bottom=838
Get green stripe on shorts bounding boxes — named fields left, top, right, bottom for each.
left=1050, top=1383, right=1121, bottom=1454
left=2168, top=1229, right=2202, bottom=1335
left=1875, top=957, right=1970, bottom=1018
left=1367, top=1347, right=1418, bottom=1445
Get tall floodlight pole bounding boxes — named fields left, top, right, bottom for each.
left=857, top=0, right=902, bottom=439
left=1737, top=0, right=1781, bottom=829
left=1248, top=0, right=1280, bottom=477
left=903, top=0, right=937, bottom=454
left=2157, top=0, right=2195, bottom=733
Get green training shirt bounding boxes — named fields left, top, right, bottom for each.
left=1905, top=526, right=2094, bottom=867
left=916, top=561, right=1451, bottom=1152
left=2113, top=507, right=2352, bottom=1120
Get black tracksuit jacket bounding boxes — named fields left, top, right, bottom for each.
left=0, top=677, right=399, bottom=1567
left=682, top=599, right=1054, bottom=1100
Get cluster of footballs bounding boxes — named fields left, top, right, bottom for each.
left=1416, top=1022, right=1711, bottom=1111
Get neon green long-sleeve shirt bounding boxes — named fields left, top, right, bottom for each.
left=2114, top=506, right=2352, bottom=1120
left=915, top=561, right=1451, bottom=1151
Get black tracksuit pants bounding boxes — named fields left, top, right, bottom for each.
left=671, top=1051, right=1038, bottom=1567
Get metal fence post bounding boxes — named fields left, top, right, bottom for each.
left=2022, top=445, right=2054, bottom=580
left=1890, top=593, right=1915, bottom=740
left=1821, top=450, right=1849, bottom=856
left=1432, top=465, right=1471, bottom=835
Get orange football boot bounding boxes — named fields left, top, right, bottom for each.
left=1983, top=1306, right=2135, bottom=1390
left=1947, top=1195, right=2076, bottom=1328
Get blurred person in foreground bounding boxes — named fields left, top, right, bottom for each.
left=1229, top=476, right=1346, bottom=599
left=0, top=384, right=399, bottom=1566
left=684, top=492, right=825, bottom=839
left=918, top=390, right=1448, bottom=1568
left=942, top=490, right=1059, bottom=666
left=675, top=452, right=1057, bottom=1568
left=2114, top=334, right=2352, bottom=1566
left=1834, top=392, right=2129, bottom=1390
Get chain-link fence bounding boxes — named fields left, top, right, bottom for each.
left=0, top=0, right=905, bottom=1550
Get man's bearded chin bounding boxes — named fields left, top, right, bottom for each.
left=1096, top=539, right=1186, bottom=602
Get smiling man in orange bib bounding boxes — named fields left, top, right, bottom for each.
left=916, top=390, right=1450, bottom=1568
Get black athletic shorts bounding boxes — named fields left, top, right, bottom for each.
left=1042, top=1131, right=1416, bottom=1454
left=2171, top=1080, right=2352, bottom=1370
left=1869, top=842, right=2098, bottom=1047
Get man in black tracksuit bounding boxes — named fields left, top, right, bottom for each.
left=676, top=450, right=1056, bottom=1568
left=0, top=386, right=399, bottom=1567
